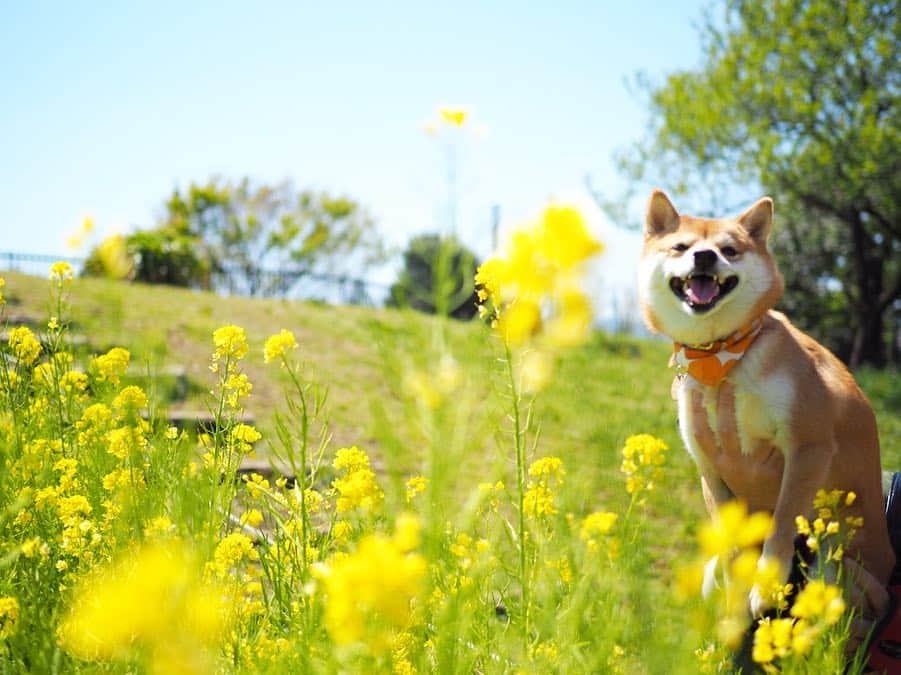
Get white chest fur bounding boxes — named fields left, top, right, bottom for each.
left=675, top=337, right=796, bottom=463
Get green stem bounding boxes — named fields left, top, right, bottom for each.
left=504, top=340, right=530, bottom=644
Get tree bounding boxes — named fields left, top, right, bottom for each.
left=388, top=234, right=480, bottom=320
left=161, top=177, right=387, bottom=296
left=619, top=0, right=899, bottom=367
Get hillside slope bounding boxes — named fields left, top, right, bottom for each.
left=1, top=270, right=897, bottom=546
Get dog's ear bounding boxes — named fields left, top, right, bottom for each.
left=737, top=197, right=774, bottom=244
left=645, top=189, right=680, bottom=238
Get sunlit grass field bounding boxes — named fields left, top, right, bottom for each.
left=0, top=259, right=897, bottom=673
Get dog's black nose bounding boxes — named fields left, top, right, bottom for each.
left=693, top=249, right=718, bottom=271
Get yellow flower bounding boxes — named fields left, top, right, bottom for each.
left=315, top=517, right=426, bottom=652
left=620, top=434, right=668, bottom=496
left=240, top=509, right=264, bottom=528
left=211, top=325, right=248, bottom=371
left=60, top=371, right=88, bottom=394
left=333, top=466, right=384, bottom=514
left=0, top=277, right=5, bottom=305
left=0, top=597, right=20, bottom=639
left=112, top=385, right=148, bottom=414
left=231, top=423, right=262, bottom=444
left=263, top=329, right=298, bottom=364
left=91, top=347, right=131, bottom=386
left=207, top=532, right=259, bottom=579
left=580, top=511, right=618, bottom=541
left=59, top=542, right=225, bottom=669
left=94, top=234, right=132, bottom=280
left=528, top=456, right=565, bottom=479
left=475, top=203, right=602, bottom=350
left=438, top=105, right=469, bottom=127
left=537, top=204, right=605, bottom=270
left=699, top=501, right=773, bottom=559
left=405, top=476, right=428, bottom=503
left=523, top=456, right=565, bottom=520
left=334, top=446, right=373, bottom=473
left=8, top=326, right=41, bottom=366
left=498, top=299, right=542, bottom=345
left=49, top=261, right=74, bottom=284
left=790, top=580, right=845, bottom=626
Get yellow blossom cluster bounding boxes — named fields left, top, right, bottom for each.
left=405, top=476, right=428, bottom=503
left=49, top=261, right=74, bottom=286
left=211, top=325, right=248, bottom=372
left=111, top=385, right=148, bottom=414
left=579, top=511, right=619, bottom=552
left=313, top=515, right=426, bottom=653
left=332, top=446, right=384, bottom=515
left=263, top=329, right=297, bottom=364
left=0, top=597, right=19, bottom=640
left=59, top=542, right=225, bottom=671
left=620, top=434, right=668, bottom=496
left=0, top=277, right=5, bottom=305
left=8, top=326, right=41, bottom=366
left=795, top=489, right=860, bottom=564
left=231, top=423, right=262, bottom=455
left=475, top=204, right=603, bottom=348
left=687, top=501, right=783, bottom=648
left=752, top=580, right=846, bottom=667
left=523, top=456, right=565, bottom=520
left=90, top=347, right=130, bottom=386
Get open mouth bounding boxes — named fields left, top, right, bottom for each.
left=669, top=274, right=739, bottom=313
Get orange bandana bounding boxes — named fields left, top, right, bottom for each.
left=670, top=319, right=763, bottom=386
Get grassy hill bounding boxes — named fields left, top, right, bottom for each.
left=3, top=269, right=898, bottom=545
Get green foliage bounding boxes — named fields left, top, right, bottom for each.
left=126, top=228, right=209, bottom=288
left=388, top=234, right=480, bottom=320
left=621, top=0, right=900, bottom=367
left=162, top=177, right=387, bottom=296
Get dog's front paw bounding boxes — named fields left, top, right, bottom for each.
left=748, top=584, right=772, bottom=618
left=702, top=555, right=721, bottom=598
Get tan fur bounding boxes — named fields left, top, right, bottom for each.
left=639, top=189, right=894, bottom=604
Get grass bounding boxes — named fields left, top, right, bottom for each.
left=0, top=268, right=898, bottom=673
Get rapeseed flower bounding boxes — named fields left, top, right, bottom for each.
left=620, top=434, right=668, bottom=496
left=523, top=456, right=565, bottom=520
left=332, top=446, right=384, bottom=515
left=475, top=203, right=603, bottom=349
left=211, top=325, right=248, bottom=373
left=7, top=326, right=41, bottom=366
left=263, top=329, right=297, bottom=364
left=112, top=385, right=148, bottom=414
left=59, top=542, right=225, bottom=670
left=438, top=105, right=469, bottom=126
left=405, top=476, right=428, bottom=503
left=0, top=277, right=5, bottom=305
left=0, top=597, right=19, bottom=639
left=90, top=347, right=130, bottom=386
left=49, top=261, right=74, bottom=285
left=579, top=511, right=619, bottom=552
left=314, top=516, right=426, bottom=652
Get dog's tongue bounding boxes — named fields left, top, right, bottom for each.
left=687, top=276, right=719, bottom=305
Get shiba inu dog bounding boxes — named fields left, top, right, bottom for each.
left=637, top=189, right=894, bottom=614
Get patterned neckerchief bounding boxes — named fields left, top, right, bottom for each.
left=670, top=318, right=764, bottom=386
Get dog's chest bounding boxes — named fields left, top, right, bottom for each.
left=675, top=368, right=794, bottom=507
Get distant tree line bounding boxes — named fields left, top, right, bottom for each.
left=83, top=176, right=481, bottom=319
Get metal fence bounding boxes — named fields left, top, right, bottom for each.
left=0, top=252, right=391, bottom=307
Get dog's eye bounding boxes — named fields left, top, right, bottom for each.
left=721, top=245, right=738, bottom=257
left=671, top=243, right=689, bottom=253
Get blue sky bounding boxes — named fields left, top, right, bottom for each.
left=1, top=1, right=708, bottom=313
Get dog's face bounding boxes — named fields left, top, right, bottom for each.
left=638, top=190, right=784, bottom=345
